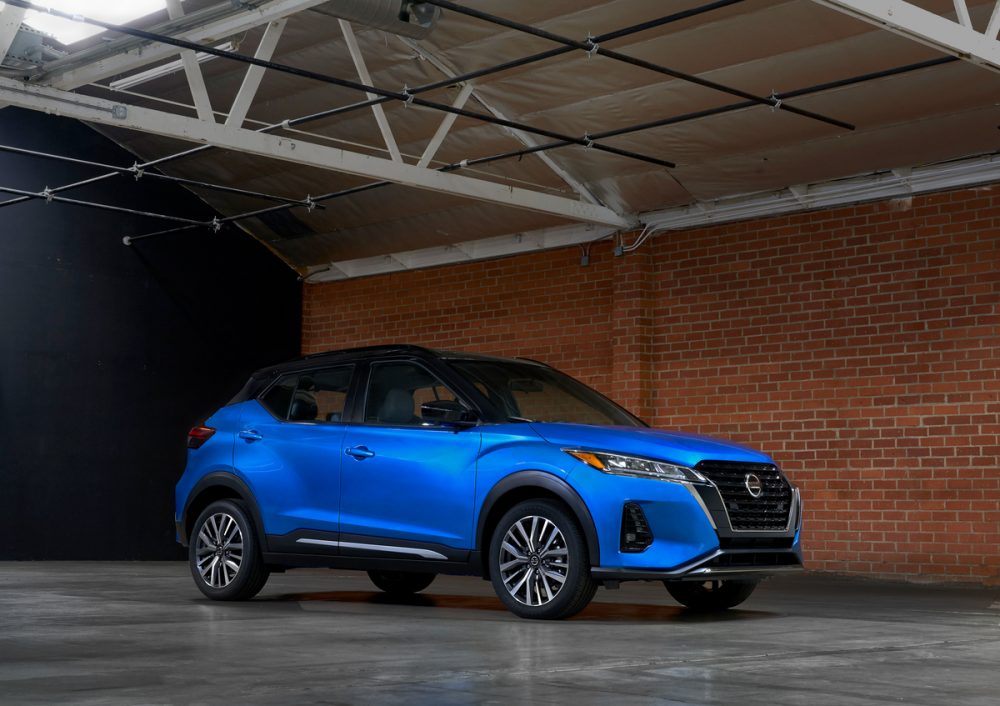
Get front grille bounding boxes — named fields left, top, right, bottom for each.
left=696, top=460, right=792, bottom=531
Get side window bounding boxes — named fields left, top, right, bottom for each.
left=364, top=362, right=463, bottom=426
left=258, top=365, right=354, bottom=422
left=259, top=376, right=295, bottom=419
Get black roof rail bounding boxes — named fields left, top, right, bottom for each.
left=514, top=356, right=552, bottom=367
left=300, top=343, right=435, bottom=360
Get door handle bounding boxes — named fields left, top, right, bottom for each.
left=238, top=429, right=263, bottom=442
left=345, top=445, right=375, bottom=459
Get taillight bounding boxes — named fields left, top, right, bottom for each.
left=187, top=426, right=216, bottom=449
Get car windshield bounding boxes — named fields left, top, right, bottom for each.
left=449, top=359, right=644, bottom=427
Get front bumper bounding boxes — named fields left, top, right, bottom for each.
left=592, top=546, right=804, bottom=582
left=578, top=464, right=804, bottom=581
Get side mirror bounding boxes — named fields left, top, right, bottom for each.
left=421, top=400, right=478, bottom=428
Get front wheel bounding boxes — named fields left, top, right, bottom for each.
left=664, top=579, right=758, bottom=611
left=489, top=499, right=597, bottom=620
left=367, top=570, right=435, bottom=595
left=189, top=499, right=269, bottom=601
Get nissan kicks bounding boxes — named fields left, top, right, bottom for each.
left=176, top=345, right=802, bottom=619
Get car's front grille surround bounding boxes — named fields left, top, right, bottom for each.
left=695, top=460, right=792, bottom=531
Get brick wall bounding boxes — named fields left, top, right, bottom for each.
left=303, top=186, right=1000, bottom=584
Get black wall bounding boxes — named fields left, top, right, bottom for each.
left=0, top=109, right=301, bottom=559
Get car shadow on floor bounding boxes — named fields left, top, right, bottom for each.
left=263, top=590, right=776, bottom=623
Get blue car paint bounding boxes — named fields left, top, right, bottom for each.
left=232, top=400, right=346, bottom=536
left=174, top=405, right=240, bottom=533
left=339, top=423, right=482, bottom=545
left=529, top=422, right=774, bottom=467
left=177, top=371, right=799, bottom=575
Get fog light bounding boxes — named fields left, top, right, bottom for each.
left=621, top=502, right=653, bottom=552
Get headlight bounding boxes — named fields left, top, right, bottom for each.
left=564, top=450, right=705, bottom=483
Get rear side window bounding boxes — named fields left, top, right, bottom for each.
left=258, top=365, right=354, bottom=422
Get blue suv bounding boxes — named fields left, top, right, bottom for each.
left=176, top=345, right=802, bottom=619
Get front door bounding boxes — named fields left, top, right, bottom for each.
left=339, top=360, right=481, bottom=556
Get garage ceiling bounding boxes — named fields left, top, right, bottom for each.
left=2, top=0, right=1000, bottom=277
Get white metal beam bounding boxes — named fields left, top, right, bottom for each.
left=42, top=0, right=329, bottom=91
left=812, top=0, right=1000, bottom=73
left=0, top=76, right=633, bottom=228
left=166, top=0, right=214, bottom=122
left=338, top=20, right=402, bottom=163
left=987, top=1, right=1000, bottom=40
left=417, top=82, right=474, bottom=168
left=953, top=0, right=972, bottom=28
left=0, top=1, right=26, bottom=111
left=308, top=223, right=616, bottom=281
left=398, top=37, right=605, bottom=206
left=225, top=18, right=286, bottom=128
left=0, top=2, right=26, bottom=60
left=306, top=151, right=1000, bottom=281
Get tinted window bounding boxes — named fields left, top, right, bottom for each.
left=449, top=360, right=642, bottom=427
left=258, top=365, right=353, bottom=422
left=364, top=362, right=463, bottom=426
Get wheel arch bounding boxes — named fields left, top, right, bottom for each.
left=476, top=471, right=600, bottom=578
left=181, top=472, right=266, bottom=549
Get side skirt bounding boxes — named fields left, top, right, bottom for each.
left=264, top=530, right=479, bottom=576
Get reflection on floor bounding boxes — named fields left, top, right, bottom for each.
left=0, top=563, right=997, bottom=705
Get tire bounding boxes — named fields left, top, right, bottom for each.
left=664, top=579, right=758, bottom=611
left=189, top=499, right=270, bottom=601
left=367, top=570, right=436, bottom=595
left=489, top=499, right=597, bottom=620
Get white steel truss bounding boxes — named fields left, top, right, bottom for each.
left=39, top=0, right=330, bottom=91
left=417, top=83, right=475, bottom=168
left=812, top=0, right=1000, bottom=73
left=0, top=1, right=26, bottom=110
left=0, top=2, right=26, bottom=60
left=338, top=20, right=402, bottom=162
left=308, top=151, right=1000, bottom=281
left=0, top=76, right=632, bottom=228
left=165, top=0, right=214, bottom=122
left=398, top=36, right=605, bottom=206
left=225, top=18, right=287, bottom=128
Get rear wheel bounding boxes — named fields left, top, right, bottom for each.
left=367, top=570, right=436, bottom=595
left=489, top=499, right=597, bottom=620
left=189, top=499, right=269, bottom=601
left=664, top=579, right=758, bottom=611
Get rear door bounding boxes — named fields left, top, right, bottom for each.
left=234, top=365, right=354, bottom=540
left=339, top=360, right=482, bottom=557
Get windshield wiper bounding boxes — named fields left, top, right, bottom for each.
left=507, top=416, right=535, bottom=423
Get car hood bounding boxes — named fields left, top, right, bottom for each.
left=527, top=422, right=774, bottom=468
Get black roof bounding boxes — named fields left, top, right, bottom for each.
left=250, top=344, right=545, bottom=379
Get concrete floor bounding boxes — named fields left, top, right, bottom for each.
left=0, top=564, right=997, bottom=705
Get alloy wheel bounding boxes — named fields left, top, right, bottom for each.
left=195, top=512, right=243, bottom=588
left=498, top=515, right=569, bottom=606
